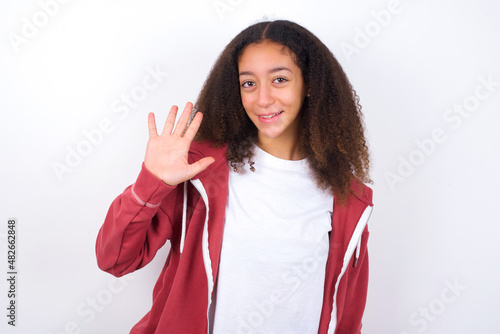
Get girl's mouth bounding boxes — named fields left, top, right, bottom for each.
left=259, top=111, right=284, bottom=119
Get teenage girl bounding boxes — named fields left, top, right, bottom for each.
left=96, top=19, right=373, bottom=334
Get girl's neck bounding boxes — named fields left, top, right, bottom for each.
left=256, top=134, right=307, bottom=161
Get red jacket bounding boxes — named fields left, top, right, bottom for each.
left=96, top=141, right=374, bottom=334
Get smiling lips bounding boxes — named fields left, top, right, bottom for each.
left=258, top=110, right=284, bottom=122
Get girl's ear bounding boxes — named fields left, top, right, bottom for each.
left=304, top=82, right=310, bottom=98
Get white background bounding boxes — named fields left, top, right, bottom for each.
left=1, top=0, right=499, bottom=333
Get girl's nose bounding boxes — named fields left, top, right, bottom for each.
left=256, top=85, right=275, bottom=108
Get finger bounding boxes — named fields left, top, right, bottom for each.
left=148, top=112, right=158, bottom=137
left=172, top=102, right=193, bottom=136
left=162, top=105, right=179, bottom=135
left=186, top=157, right=215, bottom=179
left=183, top=111, right=203, bottom=141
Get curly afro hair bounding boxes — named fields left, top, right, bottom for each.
left=194, top=20, right=371, bottom=202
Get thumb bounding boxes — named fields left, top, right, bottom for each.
left=186, top=157, right=215, bottom=179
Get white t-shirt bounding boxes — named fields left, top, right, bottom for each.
left=212, top=146, right=333, bottom=334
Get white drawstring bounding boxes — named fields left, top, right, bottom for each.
left=353, top=237, right=361, bottom=268
left=180, top=181, right=187, bottom=254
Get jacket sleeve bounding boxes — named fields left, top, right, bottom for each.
left=336, top=226, right=369, bottom=334
left=95, top=163, right=178, bottom=277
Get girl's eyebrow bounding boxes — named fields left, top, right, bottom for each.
left=239, top=66, right=292, bottom=76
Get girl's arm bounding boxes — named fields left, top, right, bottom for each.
left=95, top=102, right=214, bottom=277
left=95, top=163, right=177, bottom=277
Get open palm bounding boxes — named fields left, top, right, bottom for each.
left=144, top=102, right=214, bottom=186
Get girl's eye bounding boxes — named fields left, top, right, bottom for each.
left=274, top=77, right=287, bottom=84
left=241, top=81, right=255, bottom=88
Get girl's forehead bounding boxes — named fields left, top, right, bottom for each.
left=238, top=41, right=298, bottom=69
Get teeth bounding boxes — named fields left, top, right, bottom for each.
left=261, top=111, right=283, bottom=119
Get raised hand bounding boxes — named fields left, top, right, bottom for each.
left=144, top=102, right=214, bottom=186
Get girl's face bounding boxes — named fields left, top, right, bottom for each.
left=238, top=41, right=306, bottom=149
